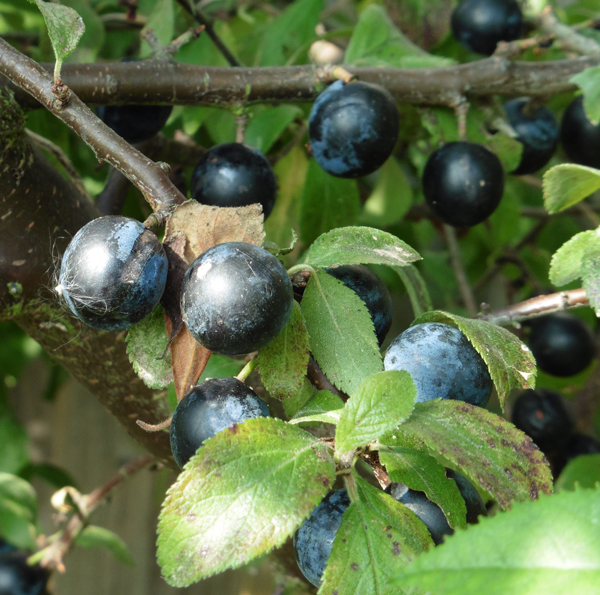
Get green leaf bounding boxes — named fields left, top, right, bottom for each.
left=259, top=0, right=322, bottom=66
left=300, top=160, right=361, bottom=246
left=301, top=270, right=383, bottom=395
left=379, top=448, right=467, bottom=529
left=486, top=132, right=523, bottom=174
left=555, top=454, right=600, bottom=492
left=543, top=163, right=600, bottom=213
left=290, top=390, right=344, bottom=425
left=246, top=105, right=302, bottom=154
left=258, top=301, right=310, bottom=400
left=31, top=0, right=85, bottom=78
left=62, top=0, right=105, bottom=63
left=582, top=253, right=600, bottom=315
left=549, top=230, right=598, bottom=287
left=393, top=487, right=600, bottom=595
left=141, top=0, right=174, bottom=58
left=360, top=159, right=413, bottom=227
left=394, top=265, right=432, bottom=318
left=283, top=378, right=316, bottom=419
left=382, top=400, right=552, bottom=509
left=303, top=227, right=421, bottom=268
left=198, top=355, right=245, bottom=384
left=76, top=525, right=134, bottom=566
left=414, top=311, right=536, bottom=408
left=570, top=67, right=600, bottom=124
left=345, top=4, right=453, bottom=69
left=20, top=463, right=77, bottom=489
left=320, top=475, right=432, bottom=595
left=126, top=305, right=172, bottom=390
left=336, top=371, right=416, bottom=454
left=0, top=415, right=29, bottom=475
left=0, top=473, right=37, bottom=548
left=157, top=417, right=335, bottom=587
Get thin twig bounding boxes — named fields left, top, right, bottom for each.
left=174, top=0, right=241, bottom=67
left=444, top=225, right=478, bottom=317
left=479, top=289, right=589, bottom=325
left=33, top=453, right=155, bottom=572
left=534, top=7, right=600, bottom=56
left=0, top=39, right=186, bottom=214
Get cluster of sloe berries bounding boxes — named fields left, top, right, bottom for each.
left=0, top=539, right=48, bottom=595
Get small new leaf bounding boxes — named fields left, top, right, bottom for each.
left=126, top=305, right=172, bottom=390
left=413, top=311, right=536, bottom=408
left=379, top=448, right=467, bottom=529
left=319, top=475, right=432, bottom=595
left=301, top=270, right=383, bottom=395
left=76, top=526, right=134, bottom=566
left=157, top=418, right=335, bottom=587
left=549, top=230, right=598, bottom=287
left=304, top=227, right=421, bottom=268
left=543, top=164, right=600, bottom=213
left=258, top=301, right=309, bottom=400
left=382, top=401, right=552, bottom=509
left=31, top=0, right=85, bottom=81
left=393, top=487, right=600, bottom=595
left=336, top=371, right=416, bottom=454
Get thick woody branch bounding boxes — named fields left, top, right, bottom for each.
left=4, top=55, right=600, bottom=109
left=0, top=39, right=185, bottom=213
left=479, top=289, right=589, bottom=326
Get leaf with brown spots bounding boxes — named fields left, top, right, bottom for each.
left=157, top=417, right=335, bottom=587
left=320, top=474, right=432, bottom=595
left=380, top=400, right=552, bottom=510
left=161, top=202, right=265, bottom=399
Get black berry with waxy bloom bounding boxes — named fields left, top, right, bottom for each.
left=423, top=142, right=505, bottom=228
left=511, top=389, right=573, bottom=453
left=560, top=96, right=600, bottom=169
left=0, top=550, right=48, bottom=595
left=293, top=489, right=350, bottom=588
left=190, top=143, right=278, bottom=219
left=181, top=242, right=294, bottom=355
left=324, top=264, right=393, bottom=345
left=309, top=80, right=400, bottom=178
left=57, top=216, right=168, bottom=330
left=504, top=98, right=559, bottom=175
left=97, top=104, right=172, bottom=145
left=170, top=377, right=270, bottom=469
left=451, top=0, right=522, bottom=56
left=445, top=469, right=487, bottom=525
left=527, top=313, right=596, bottom=377
left=384, top=323, right=493, bottom=407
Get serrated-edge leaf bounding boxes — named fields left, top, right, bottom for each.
left=543, top=163, right=600, bottom=213
left=549, top=230, right=597, bottom=287
left=319, top=474, right=432, bottom=595
left=570, top=67, right=600, bottom=124
left=257, top=301, right=309, bottom=400
left=413, top=311, right=536, bottom=408
left=301, top=270, right=383, bottom=395
left=304, top=227, right=421, bottom=268
left=336, top=371, right=416, bottom=454
left=126, top=305, right=172, bottom=389
left=393, top=487, right=600, bottom=595
left=157, top=417, right=335, bottom=587
left=581, top=249, right=600, bottom=315
left=383, top=400, right=552, bottom=509
left=379, top=447, right=467, bottom=529
left=76, top=525, right=134, bottom=566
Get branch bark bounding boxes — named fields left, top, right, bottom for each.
left=4, top=55, right=599, bottom=109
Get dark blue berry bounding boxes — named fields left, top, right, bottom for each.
left=309, top=80, right=400, bottom=178
left=190, top=143, right=277, bottom=219
left=181, top=242, right=293, bottom=355
left=324, top=264, right=393, bottom=346
left=511, top=389, right=573, bottom=452
left=97, top=104, right=172, bottom=144
left=451, top=0, right=522, bottom=56
left=504, top=98, right=558, bottom=175
left=560, top=96, right=600, bottom=169
left=444, top=469, right=487, bottom=525
left=0, top=551, right=48, bottom=595
left=384, top=323, right=493, bottom=407
left=293, top=489, right=350, bottom=587
left=170, top=377, right=270, bottom=469
left=527, top=313, right=596, bottom=377
left=423, top=142, right=505, bottom=228
left=57, top=216, right=168, bottom=330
